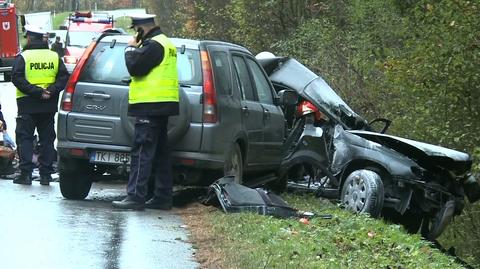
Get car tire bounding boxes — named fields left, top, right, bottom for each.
left=341, top=169, right=384, bottom=217
left=58, top=157, right=93, bottom=200
left=420, top=199, right=455, bottom=240
left=59, top=172, right=93, bottom=200
left=224, top=143, right=243, bottom=184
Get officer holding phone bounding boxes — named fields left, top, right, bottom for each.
left=112, top=14, right=179, bottom=210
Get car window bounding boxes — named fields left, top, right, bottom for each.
left=210, top=51, right=232, bottom=95
left=79, top=42, right=128, bottom=84
left=246, top=58, right=273, bottom=104
left=79, top=41, right=202, bottom=85
left=177, top=49, right=201, bottom=84
left=232, top=55, right=255, bottom=101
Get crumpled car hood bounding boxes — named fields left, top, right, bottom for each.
left=350, top=130, right=472, bottom=175
left=259, top=56, right=368, bottom=130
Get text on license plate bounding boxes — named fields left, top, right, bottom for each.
left=91, top=151, right=130, bottom=164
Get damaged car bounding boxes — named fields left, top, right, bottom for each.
left=258, top=56, right=480, bottom=240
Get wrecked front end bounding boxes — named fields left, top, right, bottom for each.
left=261, top=56, right=480, bottom=239
left=282, top=122, right=480, bottom=239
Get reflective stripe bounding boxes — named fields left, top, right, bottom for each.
left=16, top=49, right=59, bottom=99
left=129, top=34, right=179, bottom=104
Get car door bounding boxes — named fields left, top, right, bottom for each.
left=231, top=54, right=264, bottom=166
left=244, top=57, right=285, bottom=166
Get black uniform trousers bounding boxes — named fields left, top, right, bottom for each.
left=127, top=116, right=172, bottom=203
left=16, top=113, right=56, bottom=176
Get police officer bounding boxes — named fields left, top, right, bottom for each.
left=112, top=14, right=179, bottom=210
left=11, top=25, right=69, bottom=185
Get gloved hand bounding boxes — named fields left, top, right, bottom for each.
left=41, top=89, right=52, bottom=100
left=3, top=132, right=15, bottom=149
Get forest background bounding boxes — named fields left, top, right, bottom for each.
left=12, top=0, right=480, bottom=266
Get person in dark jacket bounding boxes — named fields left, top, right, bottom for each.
left=112, top=14, right=179, bottom=210
left=0, top=104, right=16, bottom=176
left=11, top=25, right=69, bottom=185
left=0, top=104, right=15, bottom=149
left=50, top=36, right=64, bottom=57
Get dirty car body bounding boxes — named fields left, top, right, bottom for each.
left=259, top=57, right=480, bottom=239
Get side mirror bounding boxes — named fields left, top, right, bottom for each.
left=368, top=118, right=392, bottom=133
left=277, top=90, right=298, bottom=106
left=48, top=32, right=56, bottom=38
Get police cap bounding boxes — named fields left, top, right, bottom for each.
left=24, top=25, right=47, bottom=38
left=129, top=14, right=156, bottom=29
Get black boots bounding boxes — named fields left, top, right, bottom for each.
left=112, top=196, right=173, bottom=210
left=112, top=197, right=145, bottom=210
left=145, top=197, right=172, bottom=210
left=39, top=175, right=52, bottom=186
left=13, top=173, right=32, bottom=185
left=13, top=173, right=52, bottom=185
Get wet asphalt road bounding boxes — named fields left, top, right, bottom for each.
left=0, top=178, right=199, bottom=269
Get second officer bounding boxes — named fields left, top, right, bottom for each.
left=11, top=25, right=69, bottom=185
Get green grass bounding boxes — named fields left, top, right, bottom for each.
left=208, top=194, right=464, bottom=269
left=52, top=12, right=69, bottom=29
left=114, top=16, right=134, bottom=35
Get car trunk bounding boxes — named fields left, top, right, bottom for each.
left=65, top=38, right=203, bottom=149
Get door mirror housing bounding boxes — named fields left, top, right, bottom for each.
left=276, top=90, right=298, bottom=106
left=368, top=118, right=392, bottom=133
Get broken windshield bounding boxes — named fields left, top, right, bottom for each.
left=263, top=57, right=367, bottom=129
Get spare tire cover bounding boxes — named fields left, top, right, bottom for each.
left=122, top=88, right=191, bottom=144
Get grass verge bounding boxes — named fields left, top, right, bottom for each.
left=181, top=194, right=464, bottom=269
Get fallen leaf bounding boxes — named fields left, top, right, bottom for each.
left=367, top=231, right=376, bottom=238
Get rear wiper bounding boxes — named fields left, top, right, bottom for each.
left=180, top=83, right=191, bottom=88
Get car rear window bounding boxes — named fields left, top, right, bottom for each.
left=79, top=40, right=202, bottom=85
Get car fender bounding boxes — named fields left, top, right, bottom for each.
left=332, top=126, right=419, bottom=180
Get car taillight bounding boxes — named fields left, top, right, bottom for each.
left=200, top=50, right=217, bottom=123
left=61, top=42, right=95, bottom=112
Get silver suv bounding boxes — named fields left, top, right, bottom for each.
left=57, top=33, right=293, bottom=199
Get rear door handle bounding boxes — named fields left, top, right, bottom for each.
left=263, top=108, right=270, bottom=120
left=83, top=93, right=111, bottom=100
left=242, top=106, right=249, bottom=116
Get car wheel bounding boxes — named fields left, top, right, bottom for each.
left=59, top=172, right=93, bottom=200
left=58, top=157, right=93, bottom=200
left=341, top=169, right=384, bottom=217
left=420, top=200, right=455, bottom=240
left=224, top=143, right=243, bottom=184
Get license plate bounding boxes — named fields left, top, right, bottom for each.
left=90, top=151, right=130, bottom=164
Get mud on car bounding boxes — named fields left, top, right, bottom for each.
left=258, top=56, right=480, bottom=240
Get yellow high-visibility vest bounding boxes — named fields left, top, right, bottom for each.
left=129, top=34, right=179, bottom=104
left=16, top=49, right=59, bottom=98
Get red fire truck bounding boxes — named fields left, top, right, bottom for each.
left=0, top=0, right=20, bottom=81
left=63, top=11, right=113, bottom=73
